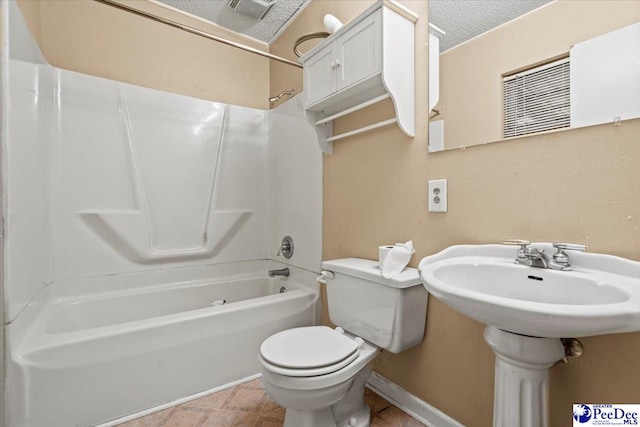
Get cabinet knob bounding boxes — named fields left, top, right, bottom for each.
left=334, top=60, right=342, bottom=67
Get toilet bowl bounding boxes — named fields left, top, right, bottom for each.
left=258, top=258, right=429, bottom=427
left=259, top=326, right=378, bottom=427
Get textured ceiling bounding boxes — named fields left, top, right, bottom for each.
left=156, top=0, right=554, bottom=49
left=156, top=0, right=308, bottom=43
left=430, top=0, right=553, bottom=52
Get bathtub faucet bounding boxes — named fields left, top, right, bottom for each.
left=268, top=268, right=290, bottom=277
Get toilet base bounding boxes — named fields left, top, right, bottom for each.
left=336, top=405, right=371, bottom=427
left=279, top=365, right=373, bottom=427
left=333, top=365, right=372, bottom=427
left=282, top=406, right=370, bottom=427
left=284, top=407, right=337, bottom=427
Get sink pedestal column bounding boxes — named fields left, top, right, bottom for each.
left=484, top=327, right=565, bottom=427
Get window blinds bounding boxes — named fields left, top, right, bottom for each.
left=503, top=58, right=570, bottom=138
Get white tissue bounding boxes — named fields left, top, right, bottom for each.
left=379, top=241, right=415, bottom=279
left=378, top=245, right=395, bottom=266
left=324, top=14, right=343, bottom=34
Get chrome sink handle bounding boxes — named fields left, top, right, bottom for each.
left=553, top=243, right=587, bottom=251
left=552, top=243, right=587, bottom=268
left=502, top=239, right=531, bottom=261
left=503, top=239, right=531, bottom=246
left=503, top=239, right=552, bottom=268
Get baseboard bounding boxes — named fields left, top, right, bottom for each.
left=98, top=371, right=462, bottom=427
left=95, top=374, right=261, bottom=427
left=366, top=372, right=464, bottom=427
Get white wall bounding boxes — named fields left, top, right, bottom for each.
left=7, top=63, right=270, bottom=319
left=1, top=2, right=8, bottom=424
left=5, top=2, right=268, bottom=319
left=267, top=95, right=323, bottom=273
left=5, top=3, right=323, bottom=321
left=51, top=70, right=268, bottom=280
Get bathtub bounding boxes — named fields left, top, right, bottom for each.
left=8, top=261, right=320, bottom=427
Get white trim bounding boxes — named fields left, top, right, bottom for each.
left=94, top=374, right=262, bottom=427
left=94, top=371, right=464, bottom=427
left=366, top=372, right=464, bottom=427
left=428, top=23, right=446, bottom=38
left=325, top=118, right=398, bottom=143
left=383, top=0, right=419, bottom=23
left=315, top=94, right=391, bottom=125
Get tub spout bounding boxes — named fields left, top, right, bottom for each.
left=268, top=268, right=290, bottom=277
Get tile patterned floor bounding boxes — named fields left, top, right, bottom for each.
left=118, top=378, right=425, bottom=427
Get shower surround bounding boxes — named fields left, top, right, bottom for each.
left=4, top=3, right=322, bottom=426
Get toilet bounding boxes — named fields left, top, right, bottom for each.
left=259, top=258, right=428, bottom=427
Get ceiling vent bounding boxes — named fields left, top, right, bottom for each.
left=227, top=0, right=275, bottom=20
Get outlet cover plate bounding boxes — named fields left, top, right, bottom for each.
left=428, top=179, right=447, bottom=212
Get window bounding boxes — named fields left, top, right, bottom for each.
left=503, top=58, right=570, bottom=138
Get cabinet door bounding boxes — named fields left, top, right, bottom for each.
left=336, top=10, right=381, bottom=90
left=304, top=46, right=337, bottom=107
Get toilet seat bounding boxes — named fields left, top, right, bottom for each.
left=260, top=326, right=360, bottom=377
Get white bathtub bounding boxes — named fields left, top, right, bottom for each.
left=8, top=261, right=320, bottom=427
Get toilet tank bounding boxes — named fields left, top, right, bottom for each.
left=322, top=258, right=428, bottom=353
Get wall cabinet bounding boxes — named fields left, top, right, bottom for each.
left=305, top=11, right=381, bottom=107
left=300, top=1, right=417, bottom=154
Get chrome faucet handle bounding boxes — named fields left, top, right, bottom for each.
left=502, top=239, right=531, bottom=247
left=552, top=243, right=587, bottom=267
left=503, top=239, right=532, bottom=262
left=552, top=243, right=587, bottom=252
left=276, top=243, right=289, bottom=256
left=276, top=236, right=294, bottom=259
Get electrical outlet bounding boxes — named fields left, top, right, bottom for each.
left=428, top=179, right=447, bottom=212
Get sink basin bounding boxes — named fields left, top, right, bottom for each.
left=419, top=243, right=640, bottom=338
left=420, top=243, right=640, bottom=427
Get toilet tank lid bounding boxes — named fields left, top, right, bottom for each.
left=321, top=258, right=421, bottom=288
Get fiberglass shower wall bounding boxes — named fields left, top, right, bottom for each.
left=6, top=1, right=269, bottom=320
left=53, top=73, right=266, bottom=270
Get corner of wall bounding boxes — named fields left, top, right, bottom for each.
left=0, top=0, right=7, bottom=423
left=11, top=0, right=46, bottom=64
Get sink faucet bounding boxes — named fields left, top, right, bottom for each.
left=503, top=240, right=587, bottom=271
left=268, top=268, right=290, bottom=277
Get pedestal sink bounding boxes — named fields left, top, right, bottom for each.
left=418, top=243, right=640, bottom=427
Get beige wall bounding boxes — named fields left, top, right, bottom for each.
left=16, top=0, right=271, bottom=109
left=273, top=1, right=640, bottom=426
left=436, top=0, right=640, bottom=150
left=11, top=0, right=640, bottom=425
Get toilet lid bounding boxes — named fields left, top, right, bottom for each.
left=260, top=326, right=359, bottom=370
